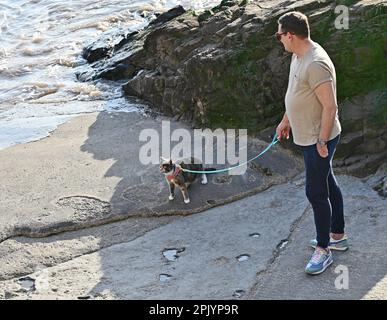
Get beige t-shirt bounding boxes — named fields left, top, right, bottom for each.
left=285, top=41, right=341, bottom=146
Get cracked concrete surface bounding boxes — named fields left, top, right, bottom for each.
left=0, top=112, right=302, bottom=242
left=0, top=174, right=385, bottom=300
left=0, top=111, right=386, bottom=300
left=0, top=180, right=309, bottom=299
left=250, top=176, right=387, bottom=300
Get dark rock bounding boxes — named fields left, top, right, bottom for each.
left=198, top=9, right=215, bottom=23
left=99, top=63, right=137, bottom=81
left=82, top=28, right=139, bottom=63
left=149, top=5, right=186, bottom=26
left=82, top=45, right=110, bottom=64
left=79, top=0, right=387, bottom=176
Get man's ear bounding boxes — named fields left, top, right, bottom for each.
left=289, top=33, right=297, bottom=41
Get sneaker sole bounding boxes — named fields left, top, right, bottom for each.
left=305, top=258, right=333, bottom=275
left=310, top=244, right=348, bottom=252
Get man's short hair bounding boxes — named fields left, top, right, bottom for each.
left=278, top=11, right=310, bottom=39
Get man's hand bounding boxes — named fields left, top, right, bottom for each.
left=276, top=120, right=291, bottom=141
left=316, top=143, right=329, bottom=158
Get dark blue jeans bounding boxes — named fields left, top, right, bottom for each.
left=301, top=134, right=345, bottom=249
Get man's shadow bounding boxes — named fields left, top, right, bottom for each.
left=75, top=109, right=307, bottom=299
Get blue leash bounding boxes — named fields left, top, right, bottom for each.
left=181, top=133, right=279, bottom=174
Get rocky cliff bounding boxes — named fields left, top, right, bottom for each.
left=78, top=0, right=387, bottom=177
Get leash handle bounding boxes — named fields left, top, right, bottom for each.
left=182, top=133, right=279, bottom=174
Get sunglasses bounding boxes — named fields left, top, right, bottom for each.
left=275, top=31, right=288, bottom=41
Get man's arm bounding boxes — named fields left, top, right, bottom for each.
left=282, top=112, right=290, bottom=125
left=314, top=81, right=337, bottom=156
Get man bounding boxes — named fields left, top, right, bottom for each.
left=275, top=11, right=348, bottom=275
